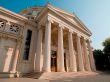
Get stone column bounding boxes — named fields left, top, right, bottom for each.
left=11, top=40, right=21, bottom=73
left=35, top=25, right=43, bottom=72
left=87, top=40, right=96, bottom=71
left=42, top=19, right=51, bottom=72
left=57, top=25, right=65, bottom=72
left=76, top=34, right=85, bottom=71
left=82, top=38, right=91, bottom=71
left=68, top=31, right=77, bottom=72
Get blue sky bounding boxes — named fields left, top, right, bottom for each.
left=0, top=0, right=110, bottom=49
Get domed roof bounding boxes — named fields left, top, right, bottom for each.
left=19, top=6, right=43, bottom=20
left=20, top=6, right=43, bottom=15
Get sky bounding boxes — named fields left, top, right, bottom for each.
left=0, top=0, right=110, bottom=49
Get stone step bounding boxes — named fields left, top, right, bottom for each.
left=22, top=72, right=43, bottom=79
left=22, top=72, right=98, bottom=80
left=39, top=72, right=98, bottom=80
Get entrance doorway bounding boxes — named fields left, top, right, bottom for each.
left=51, top=51, right=57, bottom=72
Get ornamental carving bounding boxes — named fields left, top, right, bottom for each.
left=10, top=24, right=20, bottom=33
left=4, top=23, right=21, bottom=35
left=0, top=20, right=5, bottom=31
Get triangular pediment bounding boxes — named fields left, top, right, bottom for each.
left=47, top=4, right=92, bottom=35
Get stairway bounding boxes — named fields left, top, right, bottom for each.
left=22, top=72, right=98, bottom=80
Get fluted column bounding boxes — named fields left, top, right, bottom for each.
left=87, top=40, right=96, bottom=71
left=35, top=25, right=43, bottom=72
left=57, top=25, right=65, bottom=72
left=11, top=40, right=21, bottom=72
left=42, top=19, right=51, bottom=72
left=68, top=31, right=77, bottom=72
left=82, top=38, right=91, bottom=71
left=76, top=34, right=85, bottom=71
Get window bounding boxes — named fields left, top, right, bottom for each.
left=23, top=29, right=32, bottom=60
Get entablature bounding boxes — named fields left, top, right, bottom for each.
left=38, top=13, right=90, bottom=39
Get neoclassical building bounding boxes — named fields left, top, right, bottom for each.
left=0, top=4, right=96, bottom=77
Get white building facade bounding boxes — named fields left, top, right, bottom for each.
left=0, top=4, right=96, bottom=77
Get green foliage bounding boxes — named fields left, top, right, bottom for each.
left=93, top=49, right=103, bottom=56
left=94, top=37, right=110, bottom=71
left=103, top=37, right=110, bottom=46
left=93, top=49, right=107, bottom=71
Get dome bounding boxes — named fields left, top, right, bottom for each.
left=19, top=6, right=43, bottom=20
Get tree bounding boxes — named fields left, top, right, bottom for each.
left=93, top=37, right=110, bottom=71
left=103, top=37, right=110, bottom=70
left=103, top=37, right=110, bottom=47
left=93, top=49, right=106, bottom=71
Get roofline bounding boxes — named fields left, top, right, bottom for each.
left=0, top=7, right=27, bottom=20
left=48, top=4, right=75, bottom=18
left=48, top=4, right=92, bottom=35
left=74, top=14, right=92, bottom=35
left=19, top=6, right=44, bottom=14
left=49, top=8, right=92, bottom=36
left=37, top=4, right=92, bottom=36
left=0, top=7, right=36, bottom=27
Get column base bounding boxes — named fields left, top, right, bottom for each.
left=78, top=68, right=85, bottom=72
left=42, top=69, right=51, bottom=72
left=69, top=67, right=77, bottom=72
left=57, top=69, right=65, bottom=72
left=42, top=70, right=51, bottom=72
left=78, top=69, right=85, bottom=72
left=86, top=67, right=92, bottom=72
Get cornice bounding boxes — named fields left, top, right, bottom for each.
left=48, top=4, right=92, bottom=34
left=47, top=4, right=92, bottom=36
left=50, top=6, right=92, bottom=34
left=0, top=7, right=37, bottom=27
left=50, top=9, right=92, bottom=36
left=74, top=16, right=92, bottom=35
left=36, top=4, right=92, bottom=36
left=47, top=4, right=75, bottom=18
left=0, top=7, right=27, bottom=20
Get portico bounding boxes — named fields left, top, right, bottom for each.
left=35, top=13, right=95, bottom=72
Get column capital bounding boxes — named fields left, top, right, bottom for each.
left=68, top=29, right=73, bottom=33
left=82, top=37, right=87, bottom=41
left=76, top=33, right=81, bottom=37
left=47, top=16, right=54, bottom=23
left=58, top=24, right=65, bottom=29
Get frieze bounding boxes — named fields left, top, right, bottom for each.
left=4, top=22, right=22, bottom=35
left=0, top=20, right=24, bottom=36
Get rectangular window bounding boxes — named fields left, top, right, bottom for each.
left=23, top=29, right=32, bottom=60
